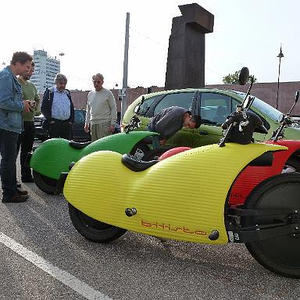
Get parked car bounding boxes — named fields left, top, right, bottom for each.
left=122, top=88, right=300, bottom=148
left=34, top=109, right=91, bottom=142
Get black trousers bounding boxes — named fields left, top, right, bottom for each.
left=0, top=128, right=19, bottom=200
left=17, top=121, right=35, bottom=179
left=48, top=119, right=72, bottom=139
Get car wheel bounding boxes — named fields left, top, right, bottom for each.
left=244, top=173, right=300, bottom=278
left=33, top=170, right=58, bottom=195
left=68, top=204, right=126, bottom=243
left=130, top=142, right=150, bottom=160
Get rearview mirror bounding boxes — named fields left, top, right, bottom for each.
left=238, top=67, right=249, bottom=85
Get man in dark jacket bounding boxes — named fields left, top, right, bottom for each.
left=148, top=106, right=201, bottom=145
left=41, top=73, right=74, bottom=139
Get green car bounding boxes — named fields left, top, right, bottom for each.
left=122, top=88, right=300, bottom=147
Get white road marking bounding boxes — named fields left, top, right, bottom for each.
left=0, top=232, right=112, bottom=300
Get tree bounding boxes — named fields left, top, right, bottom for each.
left=222, top=71, right=257, bottom=84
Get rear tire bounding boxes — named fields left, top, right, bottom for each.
left=33, top=170, right=57, bottom=194
left=244, top=173, right=300, bottom=278
left=68, top=204, right=126, bottom=243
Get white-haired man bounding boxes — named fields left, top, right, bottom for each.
left=84, top=73, right=117, bottom=141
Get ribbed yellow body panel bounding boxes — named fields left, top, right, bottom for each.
left=64, top=143, right=286, bottom=244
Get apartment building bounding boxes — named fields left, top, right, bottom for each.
left=31, top=50, right=60, bottom=93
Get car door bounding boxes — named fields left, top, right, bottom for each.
left=194, top=92, right=238, bottom=147
left=151, top=92, right=197, bottom=147
left=135, top=95, right=164, bottom=129
left=150, top=91, right=238, bottom=148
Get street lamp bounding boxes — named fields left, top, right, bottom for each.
left=58, top=52, right=65, bottom=73
left=275, top=46, right=284, bottom=109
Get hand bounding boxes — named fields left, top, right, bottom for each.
left=68, top=122, right=72, bottom=125
left=23, top=100, right=31, bottom=113
left=109, top=125, right=115, bottom=133
left=50, top=120, right=55, bottom=124
left=84, top=124, right=90, bottom=133
left=29, top=100, right=36, bottom=109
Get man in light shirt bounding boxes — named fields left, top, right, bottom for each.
left=41, top=74, right=74, bottom=139
left=84, top=73, right=117, bottom=141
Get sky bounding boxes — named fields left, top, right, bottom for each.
left=1, top=0, right=300, bottom=91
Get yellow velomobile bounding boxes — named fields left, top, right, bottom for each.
left=63, top=141, right=300, bottom=279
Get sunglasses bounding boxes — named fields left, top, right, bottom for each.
left=93, top=80, right=102, bottom=83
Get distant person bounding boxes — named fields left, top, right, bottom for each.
left=84, top=73, right=117, bottom=141
left=0, top=51, right=33, bottom=203
left=147, top=106, right=201, bottom=145
left=41, top=73, right=74, bottom=139
left=17, top=61, right=40, bottom=183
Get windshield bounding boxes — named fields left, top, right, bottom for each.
left=233, top=91, right=283, bottom=122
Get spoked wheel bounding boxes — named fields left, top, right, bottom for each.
left=68, top=204, right=126, bottom=243
left=33, top=170, right=58, bottom=194
left=244, top=173, right=300, bottom=278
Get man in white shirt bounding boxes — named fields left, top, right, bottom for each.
left=84, top=73, right=117, bottom=141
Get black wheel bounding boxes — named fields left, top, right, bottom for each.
left=68, top=204, right=126, bottom=243
left=33, top=170, right=57, bottom=194
left=244, top=173, right=300, bottom=278
left=282, top=157, right=300, bottom=173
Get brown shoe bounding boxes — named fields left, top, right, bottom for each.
left=17, top=188, right=28, bottom=196
left=2, top=193, right=28, bottom=203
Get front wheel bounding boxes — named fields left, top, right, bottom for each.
left=244, top=173, right=300, bottom=278
left=68, top=204, right=126, bottom=243
left=33, top=170, right=58, bottom=194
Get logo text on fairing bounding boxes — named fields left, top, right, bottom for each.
left=141, top=220, right=207, bottom=236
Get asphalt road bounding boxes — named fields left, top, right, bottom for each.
left=0, top=153, right=299, bottom=299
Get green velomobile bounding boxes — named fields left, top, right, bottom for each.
left=30, top=131, right=162, bottom=194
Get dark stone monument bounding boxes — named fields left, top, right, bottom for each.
left=165, top=3, right=214, bottom=90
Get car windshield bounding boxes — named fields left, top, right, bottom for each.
left=233, top=91, right=284, bottom=122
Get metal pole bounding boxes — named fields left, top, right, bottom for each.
left=275, top=46, right=284, bottom=110
left=121, top=12, right=130, bottom=121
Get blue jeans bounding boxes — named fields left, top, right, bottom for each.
left=0, top=128, right=19, bottom=200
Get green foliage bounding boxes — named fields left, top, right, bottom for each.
left=222, top=71, right=257, bottom=84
